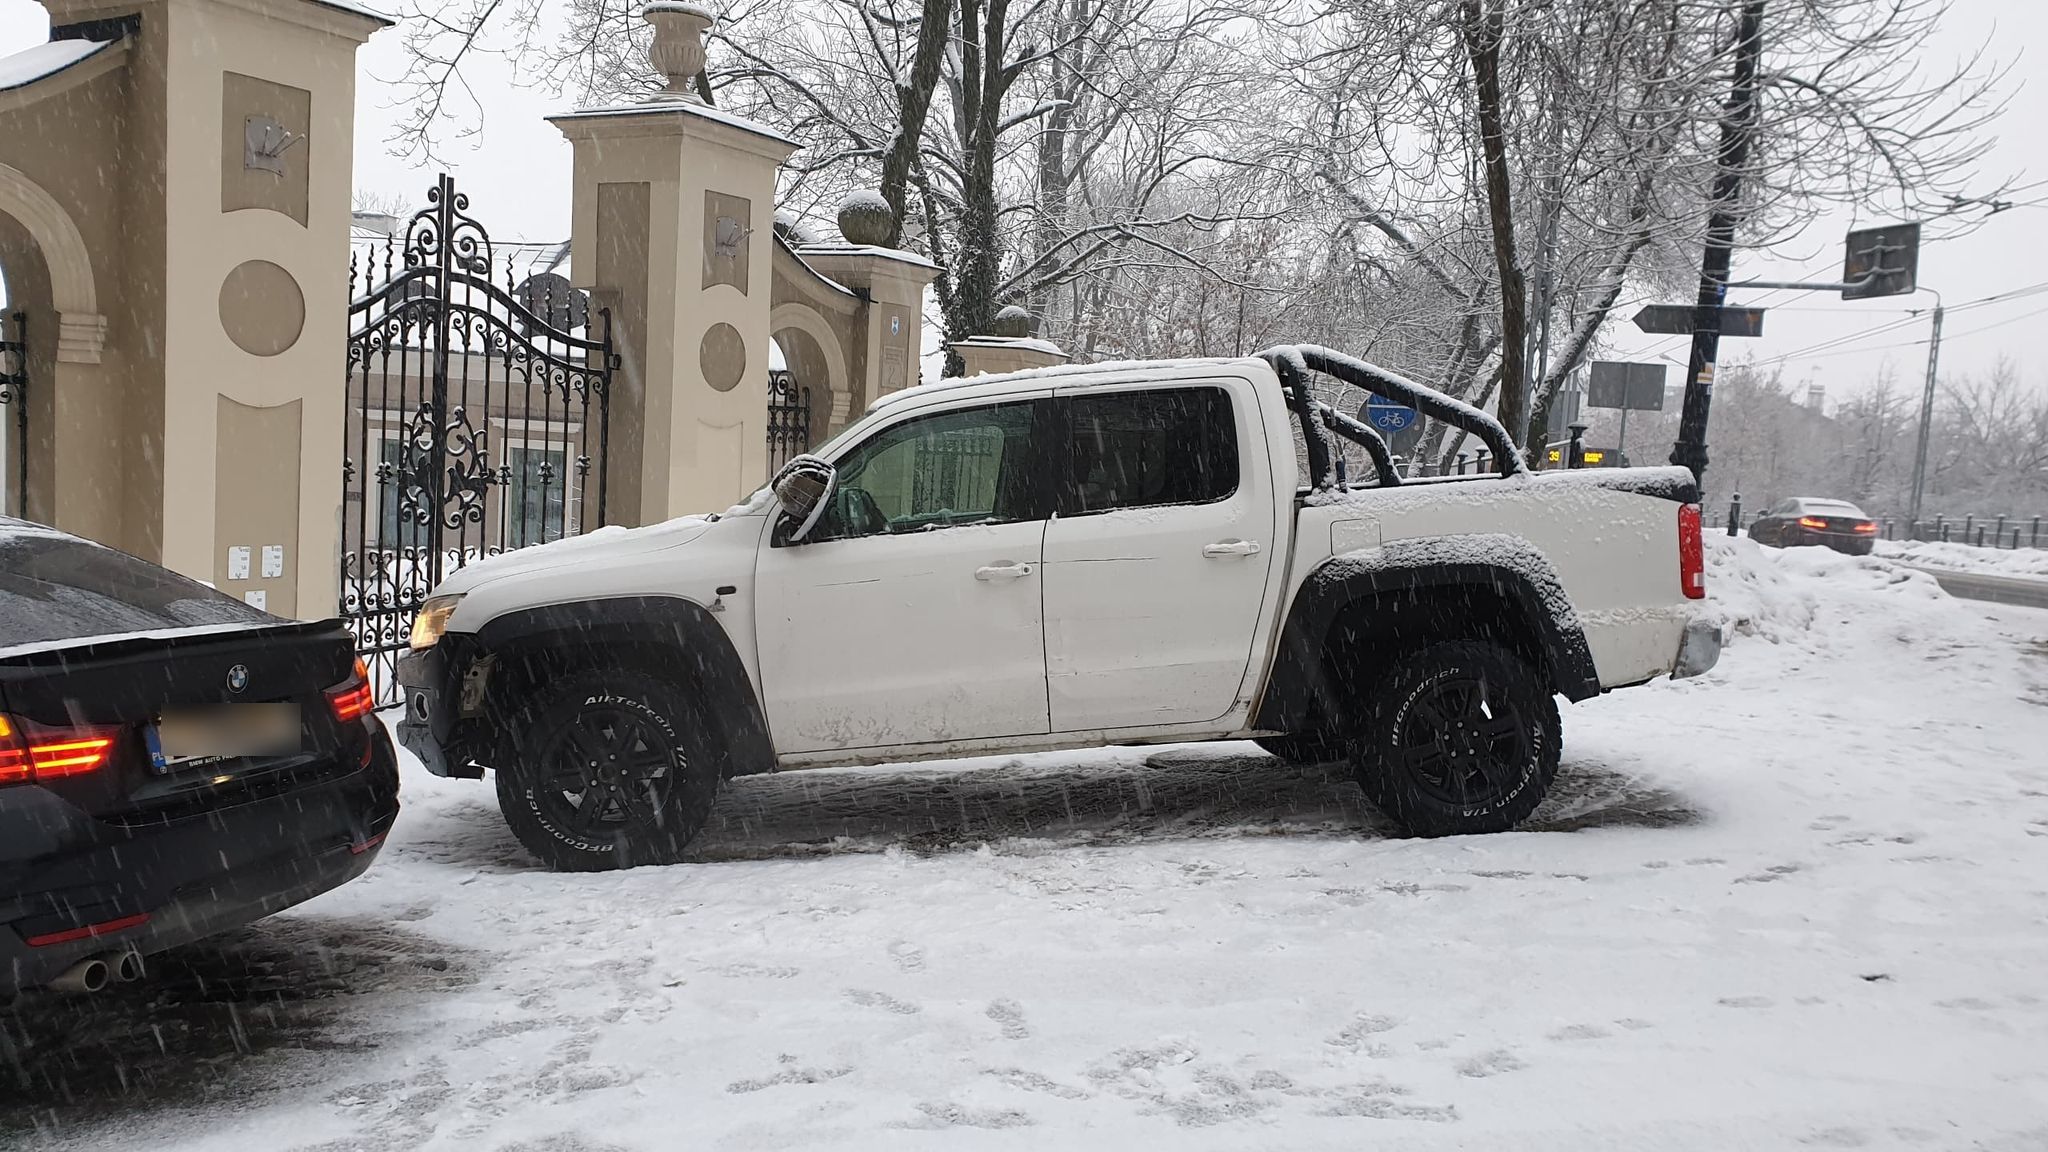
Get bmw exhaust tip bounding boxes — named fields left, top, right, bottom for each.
left=48, top=956, right=111, bottom=995
left=111, top=950, right=146, bottom=984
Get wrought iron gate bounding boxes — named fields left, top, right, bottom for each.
left=342, top=175, right=616, bottom=701
left=766, top=368, right=812, bottom=473
left=0, top=311, right=25, bottom=517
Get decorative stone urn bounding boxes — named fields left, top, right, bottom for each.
left=643, top=2, right=716, bottom=101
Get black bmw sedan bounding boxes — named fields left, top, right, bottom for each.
left=0, top=519, right=398, bottom=998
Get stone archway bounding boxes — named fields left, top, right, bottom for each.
left=0, top=161, right=105, bottom=364
left=770, top=302, right=850, bottom=444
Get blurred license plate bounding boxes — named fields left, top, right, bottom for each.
left=153, top=703, right=301, bottom=765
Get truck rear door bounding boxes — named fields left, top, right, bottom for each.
left=1040, top=379, right=1276, bottom=731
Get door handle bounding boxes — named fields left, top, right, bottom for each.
left=1203, top=539, right=1262, bottom=558
left=975, top=561, right=1035, bottom=581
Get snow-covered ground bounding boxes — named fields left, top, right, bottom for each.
left=1876, top=537, right=2048, bottom=580
left=8, top=539, right=2048, bottom=1150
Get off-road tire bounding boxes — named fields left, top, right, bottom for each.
left=1350, top=641, right=1560, bottom=837
left=495, top=669, right=722, bottom=871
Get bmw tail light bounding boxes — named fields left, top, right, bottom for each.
left=1797, top=516, right=1828, bottom=529
left=1854, top=521, right=1879, bottom=534
left=1678, top=503, right=1705, bottom=600
left=0, top=713, right=119, bottom=785
left=327, top=658, right=376, bottom=723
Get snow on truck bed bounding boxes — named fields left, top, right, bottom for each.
left=8, top=539, right=2048, bottom=1150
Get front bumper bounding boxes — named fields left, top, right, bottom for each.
left=1672, top=617, right=1723, bottom=680
left=2, top=724, right=400, bottom=995
left=395, top=644, right=471, bottom=779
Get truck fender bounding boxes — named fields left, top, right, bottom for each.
left=1251, top=534, right=1602, bottom=734
left=472, top=595, right=777, bottom=778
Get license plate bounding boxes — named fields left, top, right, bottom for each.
left=150, top=703, right=302, bottom=768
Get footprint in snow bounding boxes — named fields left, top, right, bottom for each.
left=903, top=1102, right=1034, bottom=1129
left=1455, top=1049, right=1526, bottom=1078
left=708, top=962, right=800, bottom=979
left=986, top=999, right=1031, bottom=1039
left=1327, top=1013, right=1400, bottom=1053
left=1717, top=996, right=1774, bottom=1009
left=888, top=940, right=927, bottom=973
left=1614, top=1018, right=1656, bottom=1031
left=845, top=988, right=921, bottom=1014
left=1546, top=1023, right=1612, bottom=1041
left=987, top=1067, right=1088, bottom=1099
left=1736, top=863, right=1804, bottom=883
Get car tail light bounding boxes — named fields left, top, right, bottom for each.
left=1797, top=516, right=1828, bottom=529
left=1854, top=521, right=1878, bottom=534
left=327, top=659, right=376, bottom=723
left=0, top=713, right=119, bottom=785
left=1678, top=503, right=1705, bottom=600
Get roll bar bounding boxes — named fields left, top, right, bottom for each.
left=1257, top=344, right=1526, bottom=490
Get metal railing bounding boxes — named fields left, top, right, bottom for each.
left=1715, top=495, right=2044, bottom=549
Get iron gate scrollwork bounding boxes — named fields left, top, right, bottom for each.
left=766, top=369, right=812, bottom=474
left=342, top=175, right=618, bottom=702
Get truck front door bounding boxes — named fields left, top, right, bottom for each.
left=755, top=396, right=1055, bottom=753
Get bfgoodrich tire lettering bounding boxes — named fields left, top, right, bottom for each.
left=1351, top=641, right=1560, bottom=837
left=495, top=669, right=722, bottom=871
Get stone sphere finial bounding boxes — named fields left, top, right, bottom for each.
left=837, top=190, right=896, bottom=246
left=643, top=2, right=715, bottom=101
left=992, top=305, right=1034, bottom=338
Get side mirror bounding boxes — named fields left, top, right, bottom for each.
left=772, top=454, right=837, bottom=543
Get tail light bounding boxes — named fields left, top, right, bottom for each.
left=1678, top=503, right=1705, bottom=600
left=0, top=713, right=119, bottom=786
left=1854, top=521, right=1879, bottom=534
left=327, top=658, right=376, bottom=723
left=1797, top=516, right=1828, bottom=529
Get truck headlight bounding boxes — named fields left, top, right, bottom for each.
left=410, top=595, right=464, bottom=651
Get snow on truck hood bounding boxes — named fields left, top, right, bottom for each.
left=430, top=490, right=776, bottom=597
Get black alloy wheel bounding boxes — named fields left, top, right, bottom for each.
left=496, top=669, right=723, bottom=871
left=1351, top=641, right=1560, bottom=837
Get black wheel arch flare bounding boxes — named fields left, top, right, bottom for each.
left=1250, top=541, right=1604, bottom=734
left=462, top=595, right=777, bottom=779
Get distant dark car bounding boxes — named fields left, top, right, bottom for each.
left=1747, top=497, right=1879, bottom=555
left=0, top=519, right=397, bottom=998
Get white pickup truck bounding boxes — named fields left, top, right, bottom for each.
left=396, top=346, right=1719, bottom=870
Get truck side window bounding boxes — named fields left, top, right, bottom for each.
left=810, top=400, right=1042, bottom=541
left=1062, top=387, right=1238, bottom=516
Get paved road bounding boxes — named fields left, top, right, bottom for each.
left=1907, top=565, right=2048, bottom=610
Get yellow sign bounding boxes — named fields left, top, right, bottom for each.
left=1547, top=449, right=1606, bottom=465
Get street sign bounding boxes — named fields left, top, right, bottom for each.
left=1842, top=221, right=1920, bottom=300
left=1363, top=396, right=1418, bottom=433
left=1588, top=362, right=1668, bottom=411
left=1632, top=304, right=1766, bottom=337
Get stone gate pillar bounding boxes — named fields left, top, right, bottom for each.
left=551, top=4, right=796, bottom=523
left=22, top=0, right=386, bottom=618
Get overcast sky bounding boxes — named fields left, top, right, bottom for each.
left=1, top=0, right=2040, bottom=400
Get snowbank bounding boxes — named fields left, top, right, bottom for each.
left=1702, top=534, right=1946, bottom=646
left=1875, top=538, right=2048, bottom=579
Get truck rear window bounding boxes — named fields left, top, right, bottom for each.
left=0, top=522, right=267, bottom=649
left=1064, top=387, right=1238, bottom=514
